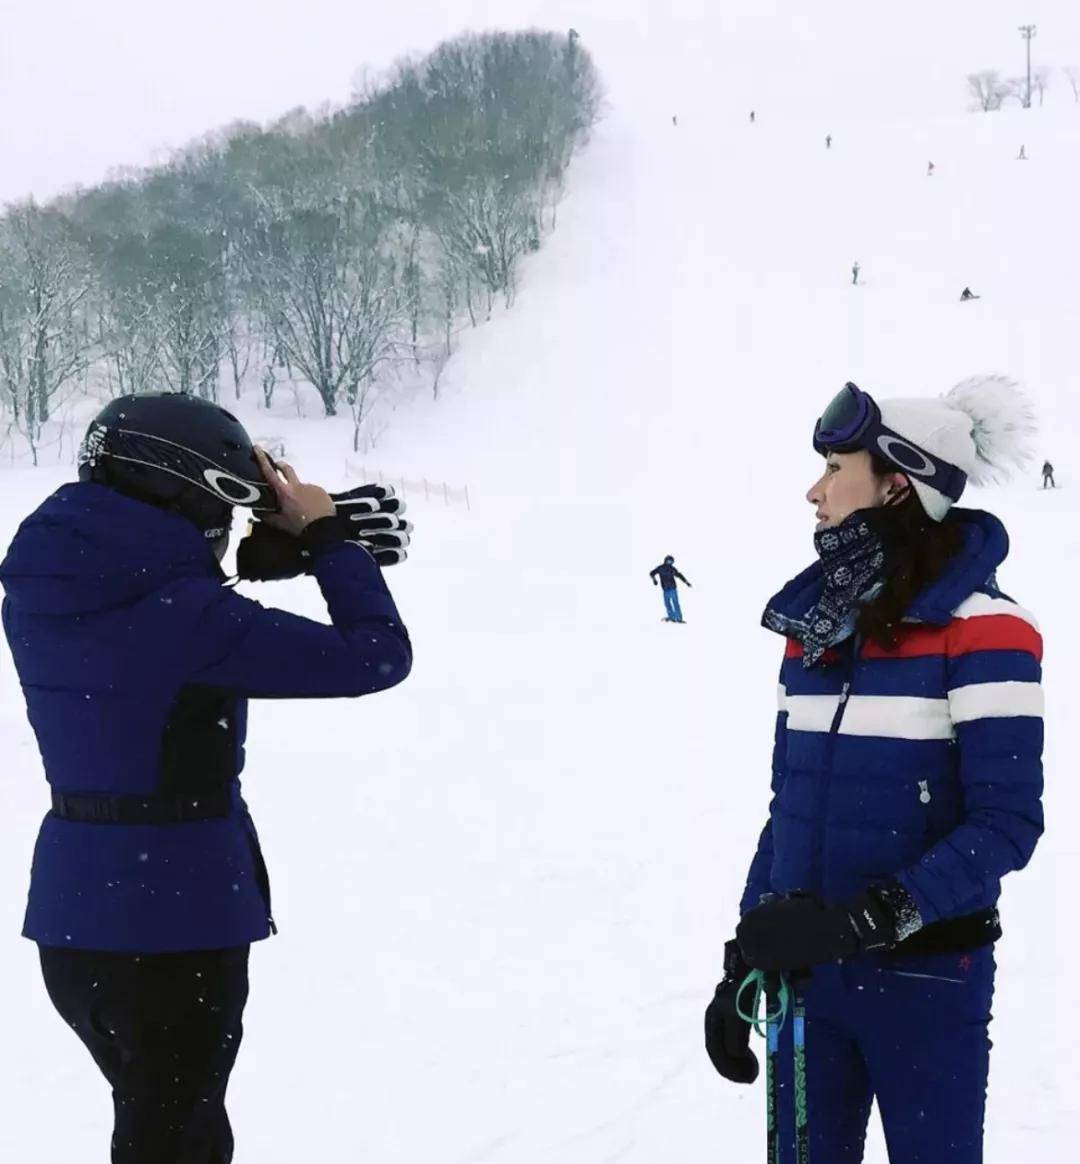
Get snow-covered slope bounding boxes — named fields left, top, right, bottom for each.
left=2, top=11, right=1078, bottom=1162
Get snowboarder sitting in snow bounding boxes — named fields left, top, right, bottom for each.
left=960, top=286, right=979, bottom=301
left=1042, top=459, right=1055, bottom=488
left=704, top=377, right=1043, bottom=1162
left=0, top=393, right=413, bottom=1164
left=650, top=555, right=692, bottom=622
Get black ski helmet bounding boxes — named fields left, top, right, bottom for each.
left=77, top=393, right=279, bottom=537
left=664, top=555, right=674, bottom=564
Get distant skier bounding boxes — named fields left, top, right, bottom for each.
left=673, top=114, right=678, bottom=126
left=749, top=110, right=756, bottom=123
left=1042, top=460, right=1056, bottom=488
left=852, top=261, right=861, bottom=286
left=1017, top=145, right=1027, bottom=160
left=825, top=134, right=832, bottom=149
left=927, top=160, right=935, bottom=176
left=959, top=287, right=980, bottom=301
left=650, top=555, right=692, bottom=623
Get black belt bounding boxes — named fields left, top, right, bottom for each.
left=892, top=907, right=1001, bottom=956
left=51, top=789, right=233, bottom=825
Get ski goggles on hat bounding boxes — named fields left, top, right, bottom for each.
left=813, top=382, right=968, bottom=502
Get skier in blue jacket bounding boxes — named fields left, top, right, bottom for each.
left=0, top=393, right=413, bottom=1163
left=704, top=377, right=1043, bottom=1162
left=650, top=555, right=692, bottom=622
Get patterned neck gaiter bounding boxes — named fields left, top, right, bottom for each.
left=764, top=511, right=886, bottom=668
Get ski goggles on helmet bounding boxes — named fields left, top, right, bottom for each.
left=813, top=382, right=967, bottom=502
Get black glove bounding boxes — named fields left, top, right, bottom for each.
left=236, top=485, right=411, bottom=580
left=704, top=940, right=760, bottom=1084
left=331, top=485, right=412, bottom=566
left=736, top=885, right=915, bottom=973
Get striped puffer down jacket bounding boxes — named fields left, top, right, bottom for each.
left=741, top=508, right=1044, bottom=927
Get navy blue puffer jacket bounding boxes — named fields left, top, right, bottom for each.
left=0, top=482, right=411, bottom=952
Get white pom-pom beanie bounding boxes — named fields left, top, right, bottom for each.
left=878, top=376, right=1037, bottom=521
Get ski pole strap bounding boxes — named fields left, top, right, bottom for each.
left=735, top=969, right=790, bottom=1037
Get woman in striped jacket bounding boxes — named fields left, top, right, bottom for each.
left=705, top=377, right=1043, bottom=1163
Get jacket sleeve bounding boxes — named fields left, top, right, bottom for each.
left=895, top=606, right=1044, bottom=924
left=183, top=519, right=412, bottom=699
left=740, top=662, right=788, bottom=915
left=649, top=566, right=660, bottom=580
left=674, top=570, right=691, bottom=585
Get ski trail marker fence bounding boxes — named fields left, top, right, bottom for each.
left=344, top=459, right=471, bottom=510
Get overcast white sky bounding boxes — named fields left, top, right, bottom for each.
left=3, top=1, right=1079, bottom=206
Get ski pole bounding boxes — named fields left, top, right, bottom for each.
left=792, top=984, right=809, bottom=1163
left=737, top=971, right=791, bottom=1164
left=766, top=981, right=781, bottom=1164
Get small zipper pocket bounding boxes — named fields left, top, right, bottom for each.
left=886, top=970, right=964, bottom=985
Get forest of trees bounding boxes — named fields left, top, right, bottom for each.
left=0, top=29, right=602, bottom=461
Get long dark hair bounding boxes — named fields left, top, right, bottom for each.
left=856, top=454, right=966, bottom=651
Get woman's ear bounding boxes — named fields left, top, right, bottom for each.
left=886, top=473, right=912, bottom=503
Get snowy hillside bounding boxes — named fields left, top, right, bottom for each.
left=3, top=9, right=1079, bottom=1163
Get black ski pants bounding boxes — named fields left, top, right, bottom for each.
left=38, top=944, right=250, bottom=1163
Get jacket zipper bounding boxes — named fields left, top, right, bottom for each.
left=813, top=636, right=859, bottom=894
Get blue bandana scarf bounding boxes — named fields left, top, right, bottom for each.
left=763, top=512, right=886, bottom=668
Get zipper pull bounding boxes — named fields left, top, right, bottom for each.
left=918, top=780, right=931, bottom=805
left=838, top=680, right=850, bottom=705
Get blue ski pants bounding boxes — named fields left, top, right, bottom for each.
left=662, top=588, right=683, bottom=621
left=773, top=947, right=995, bottom=1163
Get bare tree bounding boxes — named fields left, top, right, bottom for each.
left=967, top=71, right=1008, bottom=111
left=1065, top=66, right=1080, bottom=103
left=224, top=316, right=254, bottom=399
left=138, top=222, right=227, bottom=399
left=345, top=372, right=382, bottom=453
left=242, top=201, right=404, bottom=417
left=432, top=183, right=537, bottom=312
left=68, top=179, right=160, bottom=397
left=95, top=289, right=162, bottom=397
left=1032, top=66, right=1052, bottom=106
left=0, top=203, right=91, bottom=461
left=1003, top=77, right=1030, bottom=108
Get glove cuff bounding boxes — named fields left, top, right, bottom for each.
left=301, top=515, right=355, bottom=554
left=874, top=881, right=924, bottom=943
left=849, top=882, right=924, bottom=950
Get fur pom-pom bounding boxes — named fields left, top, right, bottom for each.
left=943, top=375, right=1037, bottom=486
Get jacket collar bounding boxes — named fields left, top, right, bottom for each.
left=764, top=508, right=1009, bottom=635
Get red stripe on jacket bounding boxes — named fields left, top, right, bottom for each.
left=785, top=614, right=1042, bottom=663
left=861, top=614, right=1042, bottom=662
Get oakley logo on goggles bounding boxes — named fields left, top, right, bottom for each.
left=813, top=382, right=967, bottom=503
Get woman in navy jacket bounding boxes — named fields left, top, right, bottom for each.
left=0, top=394, right=412, bottom=1163
left=705, top=377, right=1043, bottom=1163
